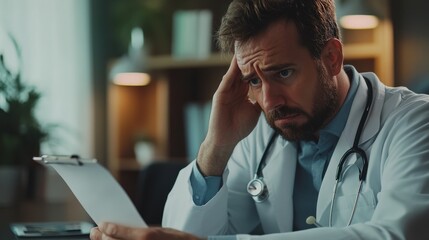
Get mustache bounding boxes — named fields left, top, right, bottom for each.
left=267, top=106, right=307, bottom=121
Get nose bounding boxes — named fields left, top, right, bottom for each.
left=260, top=80, right=284, bottom=111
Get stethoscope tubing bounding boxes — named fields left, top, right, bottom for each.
left=255, top=131, right=279, bottom=177
left=329, top=77, right=373, bottom=227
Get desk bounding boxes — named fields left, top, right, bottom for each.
left=1, top=228, right=89, bottom=240
left=0, top=226, right=15, bottom=240
left=0, top=199, right=91, bottom=240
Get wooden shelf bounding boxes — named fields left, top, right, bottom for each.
left=118, top=158, right=142, bottom=171
left=117, top=157, right=189, bottom=171
left=143, top=21, right=393, bottom=86
left=148, top=53, right=232, bottom=70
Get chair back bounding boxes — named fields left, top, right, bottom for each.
left=135, top=162, right=186, bottom=226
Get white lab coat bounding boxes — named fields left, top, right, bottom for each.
left=163, top=71, right=429, bottom=240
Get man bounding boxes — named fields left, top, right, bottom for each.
left=91, top=0, right=429, bottom=239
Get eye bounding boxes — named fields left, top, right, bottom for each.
left=249, top=78, right=262, bottom=87
left=279, top=69, right=293, bottom=78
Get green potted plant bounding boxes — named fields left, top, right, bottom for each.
left=0, top=56, right=48, bottom=166
left=0, top=35, right=49, bottom=205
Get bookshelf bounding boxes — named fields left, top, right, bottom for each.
left=342, top=20, right=394, bottom=86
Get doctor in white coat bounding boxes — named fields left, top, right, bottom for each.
left=90, top=0, right=429, bottom=239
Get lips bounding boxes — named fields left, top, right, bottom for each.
left=267, top=106, right=307, bottom=127
left=283, top=113, right=300, bottom=119
left=274, top=113, right=301, bottom=126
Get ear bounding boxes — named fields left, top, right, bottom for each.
left=321, top=38, right=343, bottom=76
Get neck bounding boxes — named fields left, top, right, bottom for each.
left=313, top=68, right=351, bottom=141
left=336, top=69, right=351, bottom=109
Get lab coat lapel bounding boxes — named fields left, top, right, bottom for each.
left=359, top=73, right=384, bottom=143
left=316, top=74, right=383, bottom=224
left=261, top=139, right=297, bottom=232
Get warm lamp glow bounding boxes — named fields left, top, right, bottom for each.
left=113, top=72, right=151, bottom=86
left=340, top=15, right=379, bottom=29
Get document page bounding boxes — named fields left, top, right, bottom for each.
left=48, top=162, right=147, bottom=228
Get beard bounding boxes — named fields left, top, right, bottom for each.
left=265, top=61, right=338, bottom=141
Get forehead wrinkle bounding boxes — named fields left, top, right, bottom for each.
left=237, top=42, right=279, bottom=66
left=237, top=48, right=285, bottom=81
left=236, top=46, right=263, bottom=65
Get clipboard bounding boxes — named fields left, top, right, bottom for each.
left=33, top=154, right=97, bottom=166
left=33, top=155, right=147, bottom=228
left=10, top=221, right=94, bottom=238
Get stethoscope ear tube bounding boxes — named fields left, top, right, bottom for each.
left=335, top=147, right=369, bottom=181
left=330, top=77, right=373, bottom=227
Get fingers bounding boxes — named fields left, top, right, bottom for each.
left=90, top=225, right=123, bottom=240
left=97, top=222, right=155, bottom=240
left=219, top=55, right=242, bottom=90
left=94, top=223, right=203, bottom=240
left=90, top=227, right=102, bottom=240
left=98, top=222, right=134, bottom=239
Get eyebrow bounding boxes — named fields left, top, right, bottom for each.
left=241, top=73, right=257, bottom=82
left=241, top=63, right=295, bottom=82
left=262, top=63, right=295, bottom=72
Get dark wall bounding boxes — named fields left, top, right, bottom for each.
left=392, top=0, right=429, bottom=89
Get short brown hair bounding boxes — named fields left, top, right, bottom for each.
left=216, top=0, right=340, bottom=58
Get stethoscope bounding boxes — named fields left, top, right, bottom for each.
left=246, top=77, right=373, bottom=227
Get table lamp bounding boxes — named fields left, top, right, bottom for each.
left=109, top=27, right=151, bottom=86
left=336, top=0, right=387, bottom=29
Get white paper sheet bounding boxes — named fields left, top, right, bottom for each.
left=48, top=162, right=147, bottom=228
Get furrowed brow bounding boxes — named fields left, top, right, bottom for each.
left=261, top=63, right=295, bottom=72
left=241, top=73, right=257, bottom=82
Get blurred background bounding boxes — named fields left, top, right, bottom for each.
left=0, top=0, right=428, bottom=230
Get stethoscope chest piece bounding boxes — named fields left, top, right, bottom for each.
left=247, top=132, right=279, bottom=203
left=247, top=177, right=269, bottom=202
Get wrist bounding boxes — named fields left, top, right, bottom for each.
left=196, top=140, right=235, bottom=176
